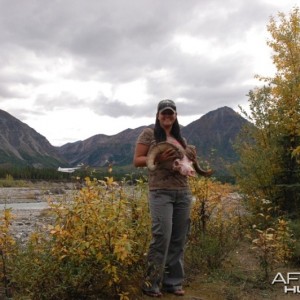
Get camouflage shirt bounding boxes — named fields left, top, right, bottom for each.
left=136, top=128, right=189, bottom=190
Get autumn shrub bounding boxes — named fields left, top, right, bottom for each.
left=288, top=219, right=300, bottom=265
left=10, top=177, right=151, bottom=299
left=0, top=209, right=17, bottom=298
left=0, top=174, right=27, bottom=187
left=251, top=218, right=295, bottom=281
left=187, top=178, right=244, bottom=271
left=0, top=177, right=246, bottom=299
left=245, top=197, right=295, bottom=280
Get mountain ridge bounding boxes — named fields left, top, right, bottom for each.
left=182, top=106, right=248, bottom=160
left=0, top=107, right=249, bottom=177
left=0, top=109, right=66, bottom=168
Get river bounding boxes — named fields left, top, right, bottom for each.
left=0, top=202, right=49, bottom=210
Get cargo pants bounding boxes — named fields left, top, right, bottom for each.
left=142, top=189, right=192, bottom=293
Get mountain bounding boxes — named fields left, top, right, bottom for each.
left=58, top=107, right=249, bottom=175
left=0, top=109, right=66, bottom=168
left=0, top=107, right=250, bottom=179
left=182, top=106, right=248, bottom=161
left=58, top=126, right=151, bottom=167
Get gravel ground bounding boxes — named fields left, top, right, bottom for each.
left=0, top=181, right=77, bottom=244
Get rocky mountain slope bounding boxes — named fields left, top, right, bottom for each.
left=58, top=107, right=249, bottom=176
left=0, top=109, right=66, bottom=168
left=57, top=126, right=149, bottom=167
left=182, top=106, right=248, bottom=169
left=0, top=107, right=250, bottom=178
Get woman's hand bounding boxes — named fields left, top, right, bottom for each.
left=155, top=148, right=182, bottom=164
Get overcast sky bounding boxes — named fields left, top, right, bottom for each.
left=0, top=0, right=298, bottom=146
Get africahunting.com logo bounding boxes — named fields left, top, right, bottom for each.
left=272, top=272, right=300, bottom=294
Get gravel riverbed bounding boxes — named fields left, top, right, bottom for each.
left=0, top=181, right=78, bottom=244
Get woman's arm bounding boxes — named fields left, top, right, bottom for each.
left=133, top=143, right=150, bottom=167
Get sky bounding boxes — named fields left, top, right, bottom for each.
left=0, top=0, right=298, bottom=146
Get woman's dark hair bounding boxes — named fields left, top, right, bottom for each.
left=154, top=113, right=186, bottom=148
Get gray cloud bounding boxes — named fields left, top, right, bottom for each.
left=35, top=92, right=87, bottom=111
left=0, top=0, right=297, bottom=143
left=92, top=93, right=156, bottom=118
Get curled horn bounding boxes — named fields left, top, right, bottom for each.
left=192, top=160, right=213, bottom=177
left=146, top=142, right=213, bottom=177
left=146, top=142, right=179, bottom=171
left=187, top=144, right=213, bottom=177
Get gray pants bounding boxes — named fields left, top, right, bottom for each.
left=143, top=189, right=192, bottom=293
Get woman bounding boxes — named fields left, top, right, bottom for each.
left=133, top=99, right=199, bottom=297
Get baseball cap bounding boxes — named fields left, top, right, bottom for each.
left=157, top=99, right=177, bottom=113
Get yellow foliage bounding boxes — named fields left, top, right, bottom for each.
left=234, top=7, right=300, bottom=216
left=187, top=178, right=243, bottom=269
left=0, top=209, right=17, bottom=290
left=251, top=215, right=295, bottom=279
left=292, top=146, right=300, bottom=163
left=0, top=209, right=16, bottom=251
left=43, top=176, right=151, bottom=298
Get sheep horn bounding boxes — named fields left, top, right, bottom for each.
left=192, top=161, right=213, bottom=177
left=187, top=145, right=213, bottom=177
left=146, top=142, right=180, bottom=171
left=146, top=142, right=213, bottom=177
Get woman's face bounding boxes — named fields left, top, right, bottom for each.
left=157, top=109, right=177, bottom=129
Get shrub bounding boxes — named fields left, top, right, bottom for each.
left=251, top=218, right=295, bottom=280
left=9, top=177, right=151, bottom=299
left=0, top=209, right=17, bottom=298
left=187, top=178, right=243, bottom=271
left=247, top=199, right=295, bottom=280
left=289, top=219, right=300, bottom=265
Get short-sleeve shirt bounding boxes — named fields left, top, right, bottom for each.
left=136, top=128, right=189, bottom=190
